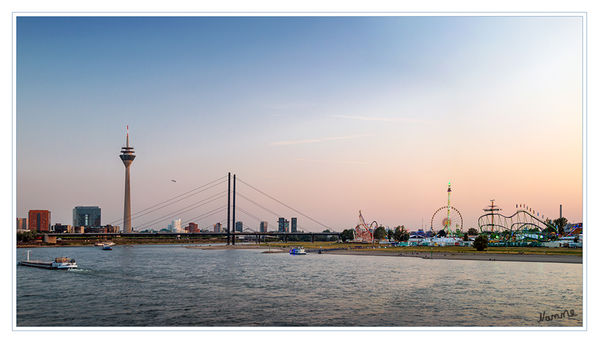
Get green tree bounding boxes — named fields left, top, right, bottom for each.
left=437, top=229, right=447, bottom=237
left=553, top=217, right=568, bottom=236
left=340, top=229, right=354, bottom=242
left=463, top=233, right=469, bottom=241
left=17, top=231, right=35, bottom=242
left=387, top=229, right=393, bottom=241
left=393, top=226, right=409, bottom=242
left=374, top=226, right=387, bottom=241
left=473, top=234, right=489, bottom=251
left=467, top=228, right=479, bottom=236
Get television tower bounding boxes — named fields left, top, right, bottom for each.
left=119, top=125, right=135, bottom=233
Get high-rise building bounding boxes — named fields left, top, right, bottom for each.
left=213, top=222, right=222, bottom=233
left=284, top=219, right=289, bottom=233
left=119, top=126, right=135, bottom=233
left=16, top=218, right=27, bottom=231
left=260, top=221, right=268, bottom=233
left=187, top=222, right=199, bottom=233
left=73, top=206, right=101, bottom=228
left=278, top=217, right=285, bottom=232
left=291, top=217, right=297, bottom=233
left=235, top=221, right=243, bottom=232
left=171, top=218, right=182, bottom=233
left=28, top=210, right=51, bottom=232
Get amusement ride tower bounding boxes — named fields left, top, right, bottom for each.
left=430, top=182, right=463, bottom=235
left=119, top=126, right=135, bottom=233
left=445, top=182, right=452, bottom=235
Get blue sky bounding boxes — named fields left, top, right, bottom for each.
left=16, top=16, right=583, bottom=231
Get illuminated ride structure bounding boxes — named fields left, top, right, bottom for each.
left=354, top=210, right=378, bottom=243
left=430, top=182, right=463, bottom=235
left=564, top=223, right=583, bottom=237
left=477, top=200, right=557, bottom=237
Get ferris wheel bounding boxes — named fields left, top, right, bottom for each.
left=430, top=205, right=463, bottom=235
left=429, top=182, right=464, bottom=235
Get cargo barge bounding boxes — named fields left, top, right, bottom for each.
left=19, top=251, right=77, bottom=270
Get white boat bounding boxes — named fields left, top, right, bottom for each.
left=289, top=247, right=307, bottom=255
left=94, top=241, right=115, bottom=247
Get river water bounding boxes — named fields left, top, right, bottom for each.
left=16, top=245, right=583, bottom=327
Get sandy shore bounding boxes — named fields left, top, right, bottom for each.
left=19, top=243, right=581, bottom=263
left=188, top=245, right=290, bottom=253
left=186, top=244, right=264, bottom=250
left=322, top=249, right=582, bottom=264
left=188, top=245, right=581, bottom=263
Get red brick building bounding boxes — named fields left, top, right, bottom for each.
left=28, top=210, right=51, bottom=232
left=186, top=222, right=199, bottom=233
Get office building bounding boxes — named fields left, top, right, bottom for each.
left=187, top=222, right=199, bottom=233
left=16, top=218, right=27, bottom=231
left=214, top=222, right=222, bottom=233
left=278, top=217, right=285, bottom=232
left=235, top=221, right=243, bottom=232
left=170, top=218, right=182, bottom=233
left=28, top=210, right=51, bottom=232
left=52, top=223, right=72, bottom=233
left=73, top=206, right=101, bottom=228
left=260, top=221, right=268, bottom=233
left=284, top=219, right=289, bottom=233
left=291, top=217, right=297, bottom=232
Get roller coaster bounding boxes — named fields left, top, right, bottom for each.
left=354, top=210, right=377, bottom=243
left=478, top=201, right=557, bottom=236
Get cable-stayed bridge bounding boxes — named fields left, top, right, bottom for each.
left=59, top=172, right=340, bottom=244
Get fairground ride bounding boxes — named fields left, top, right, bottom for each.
left=354, top=210, right=378, bottom=243
left=430, top=182, right=463, bottom=235
left=478, top=200, right=557, bottom=236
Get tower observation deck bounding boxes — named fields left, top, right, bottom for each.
left=119, top=126, right=135, bottom=233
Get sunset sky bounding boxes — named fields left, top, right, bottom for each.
left=16, top=16, right=583, bottom=231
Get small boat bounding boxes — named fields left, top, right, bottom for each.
left=102, top=245, right=112, bottom=250
left=94, top=241, right=115, bottom=247
left=19, top=250, right=77, bottom=270
left=289, top=247, right=307, bottom=255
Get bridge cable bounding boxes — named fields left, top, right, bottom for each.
left=236, top=178, right=333, bottom=230
left=134, top=192, right=226, bottom=229
left=106, top=175, right=227, bottom=225
left=236, top=192, right=309, bottom=232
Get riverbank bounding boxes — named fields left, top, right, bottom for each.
left=17, top=238, right=228, bottom=248
left=322, top=249, right=582, bottom=264
left=16, top=241, right=582, bottom=263
left=188, top=243, right=583, bottom=263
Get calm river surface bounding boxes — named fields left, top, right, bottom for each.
left=16, top=245, right=582, bottom=327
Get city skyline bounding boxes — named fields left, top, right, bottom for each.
left=16, top=16, right=583, bottom=231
